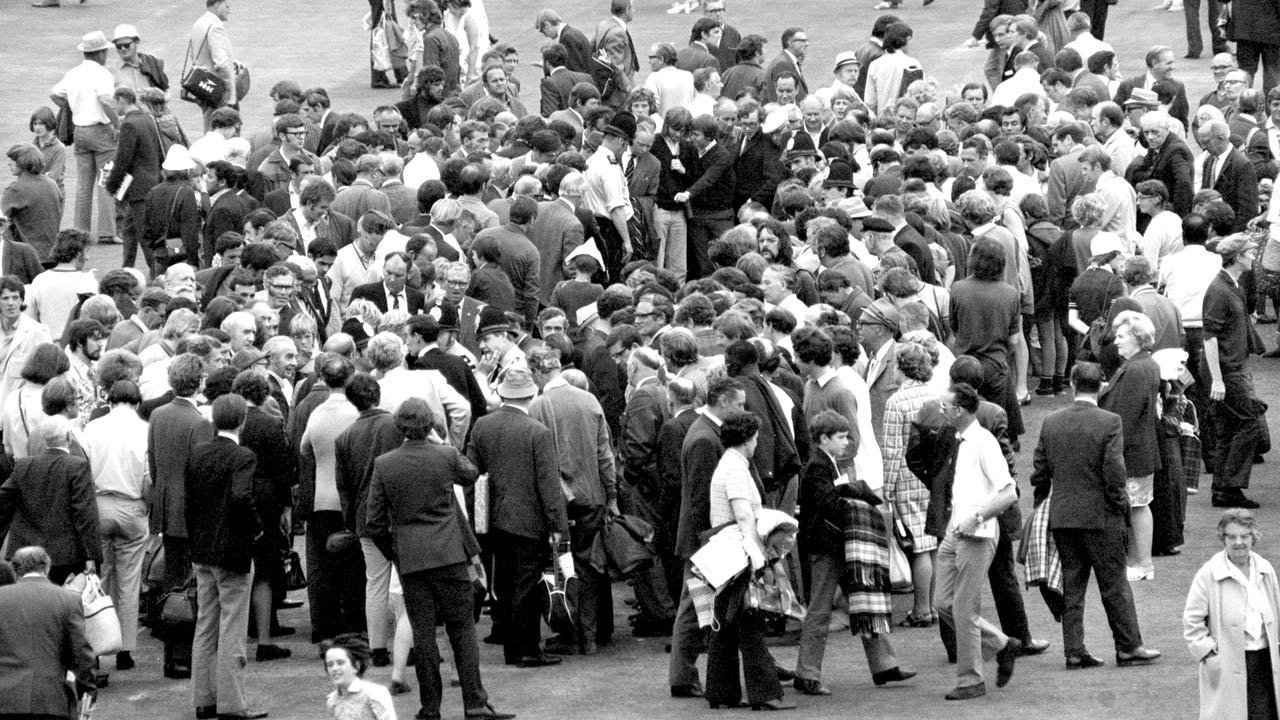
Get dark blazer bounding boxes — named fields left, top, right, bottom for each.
left=540, top=67, right=595, bottom=116
left=1030, top=400, right=1129, bottom=529
left=0, top=449, right=99, bottom=568
left=0, top=576, right=95, bottom=718
left=676, top=42, right=720, bottom=73
left=893, top=224, right=937, bottom=285
left=147, top=398, right=215, bottom=538
left=714, top=23, right=741, bottom=71
left=675, top=412, right=724, bottom=560
left=1113, top=75, right=1189, bottom=128
left=798, top=451, right=881, bottom=556
left=105, top=109, right=165, bottom=202
left=973, top=0, right=1030, bottom=45
left=3, top=238, right=44, bottom=284
left=1098, top=351, right=1163, bottom=478
left=239, top=406, right=294, bottom=524
left=316, top=111, right=341, bottom=158
left=658, top=407, right=699, bottom=492
left=350, top=280, right=426, bottom=315
left=720, top=61, right=768, bottom=103
left=409, top=348, right=487, bottom=427
left=1125, top=133, right=1195, bottom=215
left=528, top=199, right=584, bottom=307
left=334, top=409, right=403, bottom=536
left=366, top=438, right=479, bottom=574
left=467, top=405, right=568, bottom=540
left=765, top=51, right=808, bottom=102
left=282, top=208, right=357, bottom=250
left=559, top=24, right=595, bottom=75
left=186, top=436, right=259, bottom=574
left=684, top=141, right=735, bottom=213
left=1207, top=147, right=1260, bottom=232
left=203, top=190, right=258, bottom=262
left=863, top=164, right=903, bottom=202
left=733, top=131, right=785, bottom=210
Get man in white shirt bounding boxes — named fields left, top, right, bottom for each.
left=1079, top=146, right=1139, bottom=251
left=933, top=382, right=1020, bottom=701
left=51, top=31, right=119, bottom=244
left=1158, top=214, right=1221, bottom=437
left=1091, top=102, right=1138, bottom=178
left=1135, top=180, right=1183, bottom=272
left=328, top=212, right=390, bottom=316
left=82, top=379, right=150, bottom=671
left=644, top=43, right=697, bottom=114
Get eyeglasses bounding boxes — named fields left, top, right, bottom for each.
left=446, top=280, right=468, bottom=287
left=115, top=41, right=134, bottom=50
left=268, top=283, right=295, bottom=291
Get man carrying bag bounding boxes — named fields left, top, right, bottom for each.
left=184, top=0, right=239, bottom=131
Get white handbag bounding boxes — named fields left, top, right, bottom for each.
left=65, top=573, right=123, bottom=656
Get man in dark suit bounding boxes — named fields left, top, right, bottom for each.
left=676, top=115, right=735, bottom=279
left=366, top=399, right=513, bottom=720
left=202, top=161, right=259, bottom=266
left=703, top=0, right=740, bottom=71
left=186, top=394, right=267, bottom=720
left=407, top=313, right=486, bottom=424
left=105, top=89, right=165, bottom=273
left=677, top=19, right=722, bottom=73
left=474, top=199, right=543, bottom=326
left=1030, top=363, right=1161, bottom=669
left=1197, top=120, right=1260, bottom=232
left=467, top=368, right=568, bottom=668
left=668, top=377, right=746, bottom=698
left=732, top=108, right=785, bottom=211
left=305, top=92, right=340, bottom=157
left=147, top=353, right=215, bottom=678
left=862, top=148, right=905, bottom=203
left=529, top=171, right=586, bottom=308
left=1112, top=46, right=1190, bottom=128
left=537, top=9, right=594, bottom=75
left=1046, top=123, right=1095, bottom=230
left=350, top=251, right=425, bottom=314
left=540, top=43, right=595, bottom=116
left=765, top=27, right=810, bottom=103
left=0, top=416, right=99, bottom=585
left=1125, top=112, right=1195, bottom=215
left=0, top=546, right=96, bottom=719
left=283, top=177, right=357, bottom=254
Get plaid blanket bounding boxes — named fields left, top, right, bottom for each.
left=840, top=499, right=893, bottom=637
left=1019, top=498, right=1062, bottom=597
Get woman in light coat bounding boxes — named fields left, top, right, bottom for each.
left=1184, top=509, right=1280, bottom=720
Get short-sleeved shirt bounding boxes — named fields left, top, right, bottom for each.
left=950, top=277, right=1021, bottom=372
left=51, top=61, right=115, bottom=126
left=582, top=146, right=633, bottom=221
left=709, top=448, right=760, bottom=528
left=1203, top=269, right=1250, bottom=371
left=949, top=421, right=1014, bottom=538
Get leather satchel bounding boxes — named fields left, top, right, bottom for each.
left=180, top=27, right=225, bottom=107
left=159, top=577, right=198, bottom=629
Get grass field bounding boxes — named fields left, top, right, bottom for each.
left=0, top=1, right=1270, bottom=718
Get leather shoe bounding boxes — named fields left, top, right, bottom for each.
left=255, top=644, right=291, bottom=662
left=218, top=712, right=268, bottom=720
left=196, top=708, right=217, bottom=720
left=671, top=685, right=706, bottom=698
left=751, top=699, right=797, bottom=711
left=945, top=683, right=986, bottom=700
left=1065, top=654, right=1106, bottom=670
left=115, top=651, right=135, bottom=670
left=996, top=638, right=1022, bottom=688
left=514, top=654, right=562, bottom=668
left=1264, top=347, right=1280, bottom=358
left=1116, top=647, right=1162, bottom=667
left=774, top=666, right=796, bottom=681
left=464, top=704, right=516, bottom=720
left=872, top=666, right=917, bottom=686
left=166, top=664, right=191, bottom=679
left=389, top=680, right=413, bottom=696
left=793, top=677, right=831, bottom=695
left=1021, top=638, right=1051, bottom=656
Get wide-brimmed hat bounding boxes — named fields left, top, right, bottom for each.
left=761, top=109, right=789, bottom=134
left=839, top=196, right=873, bottom=219
left=603, top=111, right=638, bottom=142
left=1089, top=231, right=1128, bottom=257
left=1123, top=88, right=1159, bottom=108
left=112, top=24, right=140, bottom=42
left=161, top=145, right=196, bottom=173
left=497, top=367, right=538, bottom=399
left=77, top=31, right=112, bottom=53
left=823, top=159, right=856, bottom=189
left=833, top=51, right=860, bottom=71
left=476, top=305, right=514, bottom=338
left=859, top=299, right=901, bottom=334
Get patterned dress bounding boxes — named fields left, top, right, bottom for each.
left=881, top=379, right=939, bottom=553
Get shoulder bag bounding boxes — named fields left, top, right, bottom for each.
left=180, top=27, right=225, bottom=107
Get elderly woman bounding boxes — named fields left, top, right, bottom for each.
left=2, top=144, right=62, bottom=262
left=1185, top=509, right=1280, bottom=720
left=881, top=341, right=940, bottom=625
left=705, top=411, right=796, bottom=711
left=1100, top=310, right=1163, bottom=581
left=29, top=108, right=66, bottom=197
left=323, top=633, right=398, bottom=719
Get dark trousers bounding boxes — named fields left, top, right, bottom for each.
left=161, top=535, right=192, bottom=671
left=940, top=529, right=1032, bottom=657
left=1052, top=527, right=1143, bottom=657
left=305, top=510, right=366, bottom=642
left=491, top=530, right=545, bottom=662
left=1238, top=41, right=1280, bottom=95
left=1184, top=328, right=1210, bottom=476
left=1248, top=649, right=1280, bottom=720
left=118, top=199, right=154, bottom=275
left=1151, top=433, right=1187, bottom=552
left=1080, top=0, right=1111, bottom=39
left=1184, top=0, right=1226, bottom=56
left=401, top=563, right=488, bottom=718
left=567, top=504, right=611, bottom=645
left=594, top=215, right=629, bottom=283
left=707, top=610, right=783, bottom=706
left=1205, top=368, right=1264, bottom=491
left=685, top=209, right=733, bottom=281
left=626, top=483, right=679, bottom=621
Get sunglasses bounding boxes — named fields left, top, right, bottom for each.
left=115, top=41, right=135, bottom=50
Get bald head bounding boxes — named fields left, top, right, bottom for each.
left=512, top=175, right=543, bottom=198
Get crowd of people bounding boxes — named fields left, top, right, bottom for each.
left=5, top=0, right=1280, bottom=717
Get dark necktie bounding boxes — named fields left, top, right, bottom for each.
left=1204, top=155, right=1215, bottom=189
left=625, top=155, right=636, bottom=183
left=391, top=293, right=401, bottom=310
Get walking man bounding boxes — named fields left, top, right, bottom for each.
left=51, top=31, right=119, bottom=245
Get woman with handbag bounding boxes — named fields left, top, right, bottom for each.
left=144, top=145, right=201, bottom=274
left=705, top=411, right=795, bottom=712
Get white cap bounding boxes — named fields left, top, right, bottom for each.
left=161, top=145, right=196, bottom=173
left=565, top=238, right=605, bottom=270
left=1089, top=231, right=1128, bottom=257
left=112, top=24, right=139, bottom=42
left=761, top=109, right=788, bottom=134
